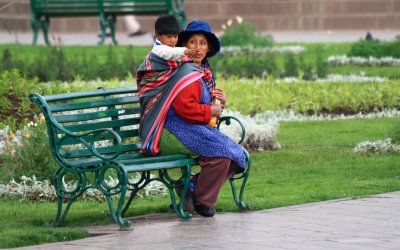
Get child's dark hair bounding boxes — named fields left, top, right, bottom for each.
left=154, top=15, right=180, bottom=35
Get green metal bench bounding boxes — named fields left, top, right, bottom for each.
left=30, top=0, right=187, bottom=45
left=29, top=86, right=251, bottom=230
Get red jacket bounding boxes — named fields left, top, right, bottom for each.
left=171, top=80, right=212, bottom=124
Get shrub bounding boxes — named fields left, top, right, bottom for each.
left=316, top=50, right=328, bottom=78
left=0, top=70, right=44, bottom=126
left=219, top=17, right=273, bottom=47
left=348, top=39, right=400, bottom=58
left=210, top=53, right=279, bottom=78
left=0, top=121, right=58, bottom=182
left=282, top=54, right=298, bottom=78
left=1, top=46, right=136, bottom=81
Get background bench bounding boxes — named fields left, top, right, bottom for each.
left=29, top=86, right=251, bottom=230
left=30, top=0, right=187, bottom=45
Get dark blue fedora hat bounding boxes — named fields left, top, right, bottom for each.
left=177, top=20, right=220, bottom=58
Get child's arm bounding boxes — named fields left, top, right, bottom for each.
left=152, top=45, right=199, bottom=60
left=151, top=45, right=185, bottom=60
left=184, top=48, right=199, bottom=57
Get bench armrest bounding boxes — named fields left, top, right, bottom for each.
left=57, top=127, right=123, bottom=161
left=217, top=116, right=246, bottom=145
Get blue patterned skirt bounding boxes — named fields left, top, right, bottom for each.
left=163, top=80, right=246, bottom=169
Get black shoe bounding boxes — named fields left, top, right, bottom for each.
left=176, top=187, right=194, bottom=214
left=194, top=203, right=216, bottom=217
left=128, top=30, right=146, bottom=37
left=183, top=190, right=195, bottom=214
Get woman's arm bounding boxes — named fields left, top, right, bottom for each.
left=171, top=81, right=212, bottom=124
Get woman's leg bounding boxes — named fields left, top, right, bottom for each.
left=195, top=157, right=239, bottom=208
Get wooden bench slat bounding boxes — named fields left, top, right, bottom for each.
left=49, top=96, right=139, bottom=112
left=60, top=129, right=139, bottom=146
left=123, top=158, right=198, bottom=172
left=64, top=151, right=143, bottom=167
left=43, top=87, right=137, bottom=102
left=63, top=117, right=140, bottom=132
left=54, top=106, right=141, bottom=123
left=102, top=0, right=170, bottom=3
left=62, top=143, right=141, bottom=159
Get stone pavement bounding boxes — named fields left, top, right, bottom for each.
left=1, top=30, right=400, bottom=46
left=12, top=191, right=400, bottom=250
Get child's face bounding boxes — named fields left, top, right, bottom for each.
left=156, top=33, right=179, bottom=47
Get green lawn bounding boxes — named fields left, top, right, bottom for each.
left=1, top=117, right=399, bottom=248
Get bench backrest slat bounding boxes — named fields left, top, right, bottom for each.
left=54, top=106, right=141, bottom=123
left=63, top=117, right=140, bottom=133
left=34, top=0, right=175, bottom=14
left=62, top=143, right=141, bottom=159
left=48, top=96, right=139, bottom=112
left=60, top=129, right=139, bottom=146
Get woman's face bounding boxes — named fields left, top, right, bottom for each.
left=184, top=33, right=210, bottom=65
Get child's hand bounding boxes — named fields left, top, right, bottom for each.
left=185, top=48, right=200, bottom=57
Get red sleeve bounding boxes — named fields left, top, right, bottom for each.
left=171, top=80, right=212, bottom=124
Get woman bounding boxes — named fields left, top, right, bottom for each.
left=137, top=20, right=246, bottom=217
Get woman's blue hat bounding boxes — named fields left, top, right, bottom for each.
left=177, top=20, right=220, bottom=58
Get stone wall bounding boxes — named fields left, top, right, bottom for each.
left=1, top=0, right=400, bottom=33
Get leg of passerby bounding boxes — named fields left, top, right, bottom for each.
left=124, top=15, right=146, bottom=36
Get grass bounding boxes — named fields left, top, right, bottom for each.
left=1, top=117, right=399, bottom=248
left=218, top=117, right=400, bottom=209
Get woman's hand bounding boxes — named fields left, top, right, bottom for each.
left=212, top=88, right=226, bottom=108
left=211, top=104, right=223, bottom=117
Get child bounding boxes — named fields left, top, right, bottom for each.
left=152, top=15, right=199, bottom=60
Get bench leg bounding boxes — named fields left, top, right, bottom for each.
left=52, top=169, right=87, bottom=227
left=121, top=171, right=152, bottom=216
left=175, top=11, right=187, bottom=29
left=160, top=165, right=192, bottom=221
left=31, top=16, right=40, bottom=45
left=229, top=149, right=251, bottom=210
left=96, top=163, right=131, bottom=231
left=40, top=17, right=51, bottom=45
left=108, top=15, right=118, bottom=45
left=98, top=13, right=108, bottom=45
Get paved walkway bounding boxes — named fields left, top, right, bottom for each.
left=12, top=191, right=400, bottom=250
left=1, top=30, right=400, bottom=46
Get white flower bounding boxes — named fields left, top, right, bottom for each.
left=0, top=174, right=167, bottom=201
left=227, top=19, right=233, bottom=27
left=221, top=24, right=227, bottom=30
left=253, top=109, right=400, bottom=122
left=327, top=55, right=400, bottom=67
left=236, top=15, right=243, bottom=24
left=220, top=45, right=307, bottom=55
left=353, top=138, right=400, bottom=155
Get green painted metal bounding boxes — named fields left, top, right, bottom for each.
left=29, top=87, right=251, bottom=230
left=30, top=0, right=187, bottom=45
left=48, top=96, right=139, bottom=112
